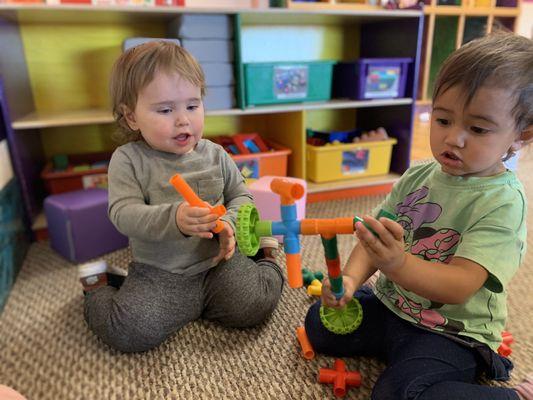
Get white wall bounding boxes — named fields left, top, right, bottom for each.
left=517, top=2, right=533, bottom=39
left=0, top=139, right=14, bottom=190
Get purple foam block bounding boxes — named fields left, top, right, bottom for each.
left=44, top=188, right=128, bottom=263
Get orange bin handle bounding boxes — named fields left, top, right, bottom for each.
left=169, top=173, right=226, bottom=234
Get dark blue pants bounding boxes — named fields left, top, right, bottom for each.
left=304, top=286, right=519, bottom=400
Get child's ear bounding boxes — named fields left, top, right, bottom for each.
left=520, top=125, right=533, bottom=146
left=122, top=104, right=138, bottom=131
left=510, top=125, right=533, bottom=152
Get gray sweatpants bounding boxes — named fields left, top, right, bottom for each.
left=84, top=252, right=284, bottom=352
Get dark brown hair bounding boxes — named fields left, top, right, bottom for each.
left=433, top=31, right=533, bottom=132
left=109, top=40, right=206, bottom=144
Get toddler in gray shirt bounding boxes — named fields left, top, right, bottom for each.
left=81, top=40, right=283, bottom=353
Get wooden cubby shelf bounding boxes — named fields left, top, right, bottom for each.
left=0, top=5, right=423, bottom=233
left=12, top=98, right=413, bottom=129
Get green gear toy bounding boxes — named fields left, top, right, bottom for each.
left=236, top=203, right=260, bottom=256
left=319, top=298, right=363, bottom=334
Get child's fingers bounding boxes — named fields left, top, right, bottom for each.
left=184, top=207, right=219, bottom=222
left=357, top=216, right=396, bottom=248
left=380, top=217, right=404, bottom=241
left=194, top=231, right=214, bottom=239
left=224, top=246, right=235, bottom=260
left=355, top=221, right=379, bottom=248
left=186, top=221, right=217, bottom=233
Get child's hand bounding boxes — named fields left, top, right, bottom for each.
left=321, top=275, right=357, bottom=309
left=212, top=221, right=236, bottom=266
left=355, top=215, right=406, bottom=273
left=176, top=202, right=220, bottom=239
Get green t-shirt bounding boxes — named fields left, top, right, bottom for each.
left=374, top=161, right=527, bottom=351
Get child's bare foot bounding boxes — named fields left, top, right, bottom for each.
left=515, top=375, right=533, bottom=400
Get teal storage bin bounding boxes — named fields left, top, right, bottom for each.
left=0, top=179, right=30, bottom=312
left=244, top=61, right=335, bottom=106
left=0, top=234, right=15, bottom=310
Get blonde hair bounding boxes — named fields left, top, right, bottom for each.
left=433, top=31, right=533, bottom=133
left=109, top=40, right=206, bottom=144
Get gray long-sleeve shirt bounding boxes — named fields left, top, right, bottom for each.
left=107, top=139, right=253, bottom=275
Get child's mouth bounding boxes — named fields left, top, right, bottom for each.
left=441, top=151, right=462, bottom=168
left=443, top=151, right=459, bottom=161
left=174, top=134, right=191, bottom=144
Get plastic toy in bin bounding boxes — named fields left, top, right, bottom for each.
left=333, top=58, right=412, bottom=100
left=306, top=127, right=395, bottom=183
left=42, top=152, right=111, bottom=195
left=211, top=134, right=291, bottom=179
left=306, top=128, right=361, bottom=145
left=233, top=133, right=269, bottom=154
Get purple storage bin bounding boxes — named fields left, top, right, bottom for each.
left=496, top=0, right=517, bottom=6
left=44, top=188, right=128, bottom=263
left=333, top=58, right=412, bottom=100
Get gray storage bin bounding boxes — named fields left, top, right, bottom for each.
left=204, top=86, right=235, bottom=111
left=202, top=63, right=235, bottom=86
left=168, top=14, right=233, bottom=39
left=181, top=39, right=234, bottom=63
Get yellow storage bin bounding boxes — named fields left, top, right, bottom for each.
left=306, top=138, right=397, bottom=183
left=474, top=0, right=491, bottom=6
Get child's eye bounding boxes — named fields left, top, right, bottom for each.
left=436, top=118, right=450, bottom=126
left=187, top=105, right=199, bottom=111
left=470, top=126, right=489, bottom=134
left=158, top=108, right=173, bottom=114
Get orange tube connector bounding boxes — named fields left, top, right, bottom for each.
left=296, top=326, right=315, bottom=360
left=169, top=173, right=226, bottom=233
left=270, top=178, right=305, bottom=206
left=318, top=359, right=361, bottom=398
left=285, top=253, right=304, bottom=288
left=286, top=253, right=303, bottom=288
left=301, top=218, right=355, bottom=237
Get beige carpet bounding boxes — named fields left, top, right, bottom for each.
left=1, top=155, right=532, bottom=400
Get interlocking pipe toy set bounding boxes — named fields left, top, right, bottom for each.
left=170, top=173, right=397, bottom=397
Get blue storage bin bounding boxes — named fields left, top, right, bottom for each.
left=333, top=58, right=412, bottom=100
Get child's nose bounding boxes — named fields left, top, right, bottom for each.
left=175, top=113, right=189, bottom=127
left=444, top=128, right=466, bottom=147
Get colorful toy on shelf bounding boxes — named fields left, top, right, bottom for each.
left=497, top=331, right=514, bottom=357
left=211, top=135, right=291, bottom=179
left=296, top=326, right=315, bottom=360
left=232, top=133, right=269, bottom=155
left=169, top=173, right=227, bottom=234
left=236, top=177, right=396, bottom=334
left=306, top=128, right=360, bottom=145
left=318, top=359, right=361, bottom=398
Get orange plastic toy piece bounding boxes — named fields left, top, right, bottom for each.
left=286, top=253, right=303, bottom=288
left=169, top=173, right=226, bottom=233
left=318, top=359, right=361, bottom=398
left=498, top=331, right=514, bottom=357
left=296, top=326, right=315, bottom=360
left=270, top=178, right=305, bottom=206
left=300, top=218, right=355, bottom=236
